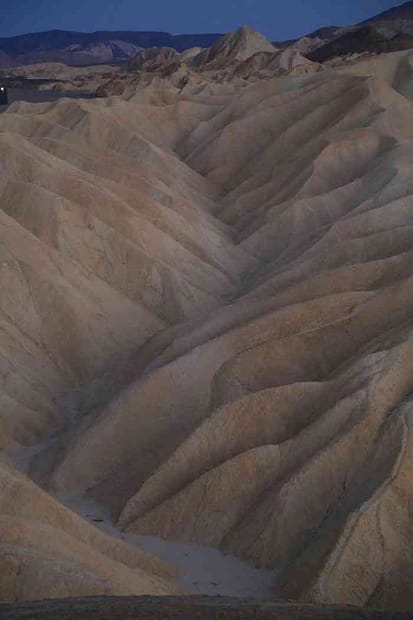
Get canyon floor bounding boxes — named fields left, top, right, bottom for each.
left=1, top=36, right=413, bottom=615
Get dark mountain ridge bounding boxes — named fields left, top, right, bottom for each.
left=364, top=0, right=413, bottom=24
left=273, top=26, right=341, bottom=50
left=0, top=29, right=221, bottom=66
left=307, top=24, right=413, bottom=62
left=276, top=2, right=413, bottom=60
left=307, top=1, right=413, bottom=62
left=1, top=2, right=412, bottom=68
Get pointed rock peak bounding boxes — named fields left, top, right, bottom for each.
left=236, top=24, right=259, bottom=36
left=227, top=24, right=273, bottom=46
left=194, top=24, right=276, bottom=69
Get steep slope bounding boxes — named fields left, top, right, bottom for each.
left=0, top=75, right=253, bottom=604
left=0, top=462, right=177, bottom=601
left=0, top=92, right=251, bottom=458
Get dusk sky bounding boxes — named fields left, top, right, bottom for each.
left=0, top=0, right=406, bottom=40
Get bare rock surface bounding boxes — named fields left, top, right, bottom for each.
left=191, top=26, right=277, bottom=70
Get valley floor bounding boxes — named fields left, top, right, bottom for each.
left=56, top=493, right=275, bottom=598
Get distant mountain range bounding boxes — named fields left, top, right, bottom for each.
left=0, top=30, right=221, bottom=67
left=0, top=1, right=412, bottom=68
left=300, top=1, right=413, bottom=61
left=365, top=0, right=413, bottom=27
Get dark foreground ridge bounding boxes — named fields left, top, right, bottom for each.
left=1, top=597, right=413, bottom=620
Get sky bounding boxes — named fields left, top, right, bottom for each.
left=0, top=0, right=406, bottom=40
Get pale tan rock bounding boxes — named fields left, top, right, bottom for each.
left=191, top=26, right=278, bottom=71
left=0, top=463, right=178, bottom=602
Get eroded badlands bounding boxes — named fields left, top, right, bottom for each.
left=1, top=48, right=413, bottom=609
